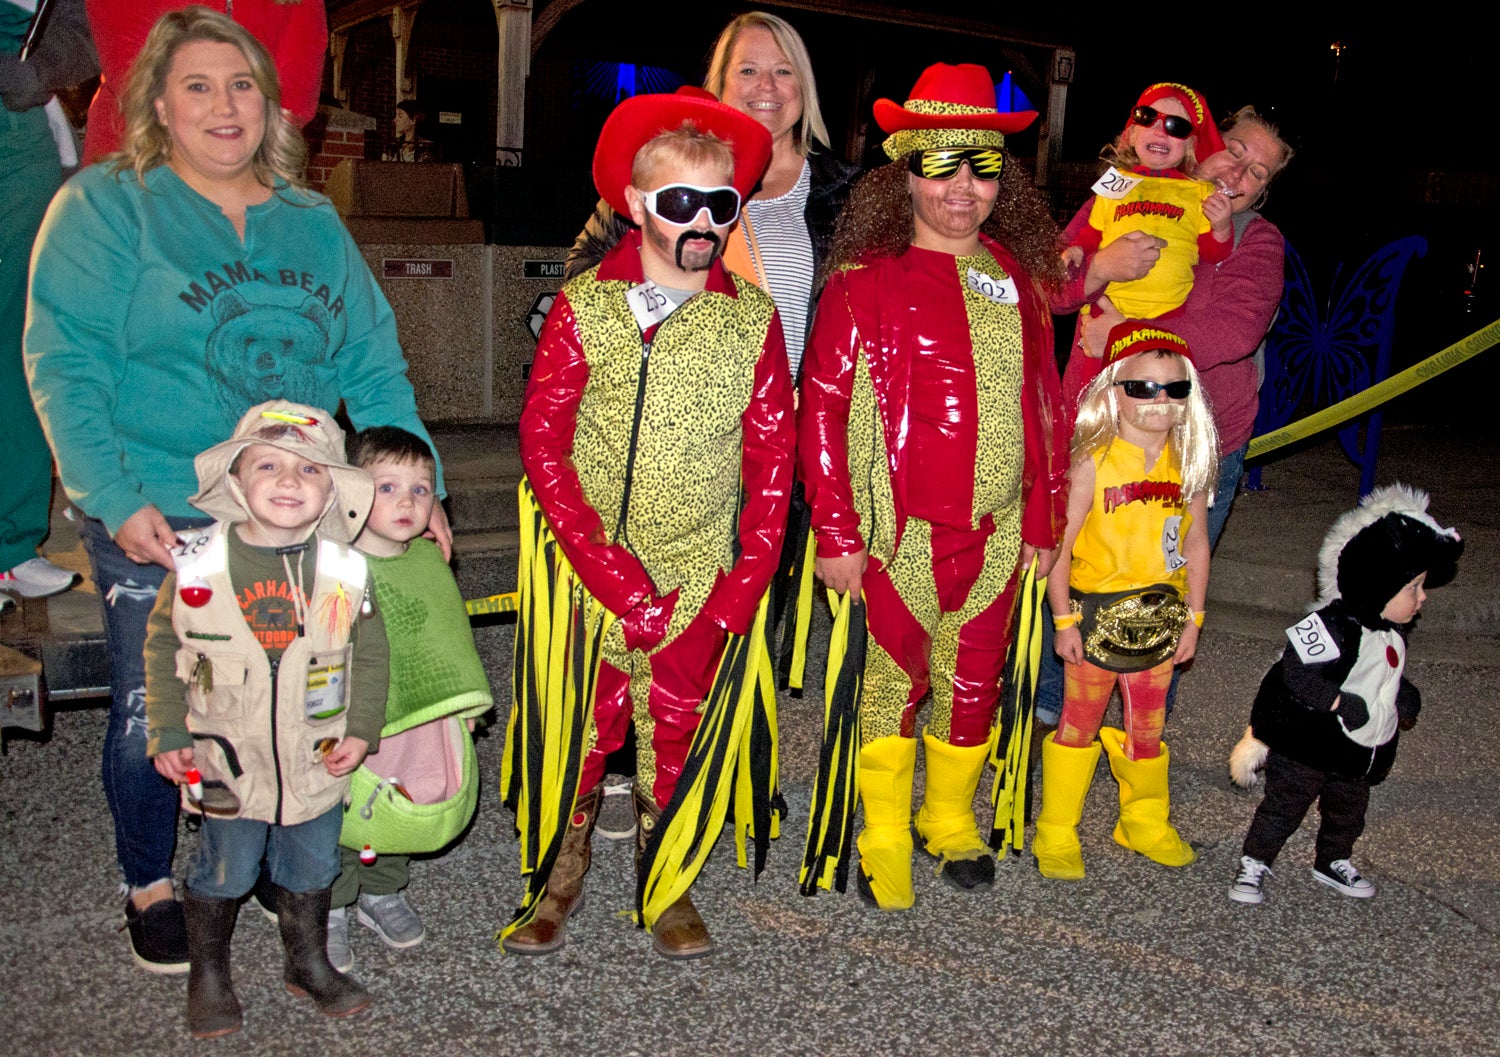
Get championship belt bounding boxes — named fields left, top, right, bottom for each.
left=1070, top=584, right=1189, bottom=673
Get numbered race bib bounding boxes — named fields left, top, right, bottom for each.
left=626, top=280, right=675, bottom=332
left=305, top=661, right=349, bottom=720
left=1286, top=613, right=1341, bottom=665
left=966, top=267, right=1019, bottom=305
left=1160, top=515, right=1187, bottom=572
left=1091, top=166, right=1143, bottom=200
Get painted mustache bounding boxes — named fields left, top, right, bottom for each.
left=1133, top=403, right=1185, bottom=427
left=675, top=229, right=722, bottom=270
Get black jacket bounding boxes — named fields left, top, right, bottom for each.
left=1249, top=599, right=1420, bottom=784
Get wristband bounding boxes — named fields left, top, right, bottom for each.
left=1191, top=610, right=1205, bottom=628
left=1052, top=611, right=1081, bottom=630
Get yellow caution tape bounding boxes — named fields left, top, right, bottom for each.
left=464, top=592, right=519, bottom=616
left=1247, top=315, right=1500, bottom=461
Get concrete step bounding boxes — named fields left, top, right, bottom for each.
left=451, top=531, right=520, bottom=602
left=434, top=424, right=523, bottom=534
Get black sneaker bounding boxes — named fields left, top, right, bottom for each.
left=1312, top=859, right=1375, bottom=899
left=123, top=897, right=189, bottom=974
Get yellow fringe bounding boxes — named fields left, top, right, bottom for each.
left=798, top=589, right=864, bottom=894
left=988, top=559, right=1041, bottom=857
left=497, top=479, right=613, bottom=945
left=637, top=592, right=773, bottom=932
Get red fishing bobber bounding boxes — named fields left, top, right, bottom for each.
left=185, top=768, right=204, bottom=801
left=359, top=844, right=377, bottom=866
left=179, top=579, right=212, bottom=607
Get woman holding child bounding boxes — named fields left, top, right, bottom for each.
left=1057, top=102, right=1294, bottom=544
left=24, top=7, right=442, bottom=977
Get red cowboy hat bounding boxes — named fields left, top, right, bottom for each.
left=1129, top=82, right=1226, bottom=160
left=592, top=86, right=773, bottom=218
left=873, top=63, right=1037, bottom=136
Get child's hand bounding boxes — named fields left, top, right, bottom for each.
left=323, top=736, right=370, bottom=777
left=1060, top=245, right=1085, bottom=273
left=815, top=548, right=869, bottom=598
left=153, top=747, right=195, bottom=783
left=1173, top=621, right=1200, bottom=664
left=1204, top=192, right=1233, bottom=239
left=1054, top=625, right=1084, bottom=665
left=621, top=588, right=679, bottom=653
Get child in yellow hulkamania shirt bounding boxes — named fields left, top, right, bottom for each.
left=1036, top=322, right=1219, bottom=881
left=1063, top=82, right=1233, bottom=321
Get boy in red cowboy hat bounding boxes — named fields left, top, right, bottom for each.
left=503, top=88, right=794, bottom=958
left=1035, top=321, right=1218, bottom=881
left=799, top=62, right=1067, bottom=910
left=1063, top=83, right=1234, bottom=322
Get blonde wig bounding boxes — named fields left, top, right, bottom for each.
left=111, top=7, right=308, bottom=190
left=704, top=11, right=830, bottom=156
left=1071, top=352, right=1220, bottom=503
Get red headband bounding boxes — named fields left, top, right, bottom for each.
left=1129, top=82, right=1225, bottom=161
left=1105, top=321, right=1194, bottom=365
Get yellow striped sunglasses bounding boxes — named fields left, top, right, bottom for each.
left=907, top=147, right=1005, bottom=181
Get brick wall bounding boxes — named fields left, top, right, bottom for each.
left=304, top=107, right=376, bottom=191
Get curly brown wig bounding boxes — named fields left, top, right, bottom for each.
left=820, top=153, right=1063, bottom=289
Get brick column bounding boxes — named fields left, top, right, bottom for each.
left=304, top=105, right=378, bottom=192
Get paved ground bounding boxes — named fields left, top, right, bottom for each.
left=2, top=422, right=1497, bottom=1057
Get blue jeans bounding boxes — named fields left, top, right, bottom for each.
left=1206, top=444, right=1247, bottom=550
left=1035, top=604, right=1063, bottom=726
left=188, top=805, right=344, bottom=898
left=79, top=512, right=212, bottom=888
left=1161, top=444, right=1248, bottom=715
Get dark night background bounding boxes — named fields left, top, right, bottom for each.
left=334, top=1, right=1493, bottom=427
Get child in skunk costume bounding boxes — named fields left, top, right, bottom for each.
left=1227, top=484, right=1462, bottom=904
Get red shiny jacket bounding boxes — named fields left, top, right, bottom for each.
left=519, top=230, right=795, bottom=637
left=799, top=235, right=1067, bottom=563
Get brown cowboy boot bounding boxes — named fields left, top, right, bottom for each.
left=634, top=784, right=713, bottom=960
left=502, top=785, right=602, bottom=954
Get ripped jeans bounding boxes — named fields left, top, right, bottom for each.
left=78, top=511, right=212, bottom=889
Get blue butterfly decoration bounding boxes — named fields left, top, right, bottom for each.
left=1248, top=235, right=1427, bottom=497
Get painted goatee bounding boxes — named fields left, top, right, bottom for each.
left=675, top=229, right=722, bottom=271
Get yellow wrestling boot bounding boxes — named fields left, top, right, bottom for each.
left=1032, top=733, right=1100, bottom=880
left=855, top=735, right=917, bottom=910
left=1100, top=726, right=1196, bottom=867
left=914, top=731, right=996, bottom=890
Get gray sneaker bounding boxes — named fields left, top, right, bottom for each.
left=326, top=904, right=354, bottom=972
left=356, top=891, right=425, bottom=948
left=595, top=774, right=637, bottom=841
left=1228, top=855, right=1272, bottom=905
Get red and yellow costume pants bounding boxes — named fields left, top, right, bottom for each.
left=861, top=514, right=1020, bottom=745
left=1056, top=658, right=1171, bottom=760
left=577, top=611, right=727, bottom=810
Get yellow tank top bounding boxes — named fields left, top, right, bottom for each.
left=1070, top=438, right=1191, bottom=595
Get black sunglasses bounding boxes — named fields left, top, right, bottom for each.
left=1115, top=379, right=1192, bottom=400
left=1131, top=106, right=1194, bottom=140
left=641, top=184, right=742, bottom=226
